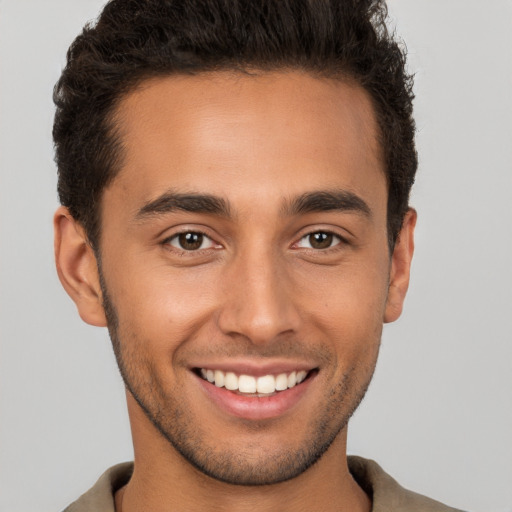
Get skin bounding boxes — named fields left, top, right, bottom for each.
left=54, top=70, right=415, bottom=512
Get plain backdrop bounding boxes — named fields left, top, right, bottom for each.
left=1, top=1, right=511, bottom=511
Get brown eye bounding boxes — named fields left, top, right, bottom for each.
left=168, top=232, right=213, bottom=251
left=309, top=232, right=333, bottom=249
left=297, top=231, right=341, bottom=250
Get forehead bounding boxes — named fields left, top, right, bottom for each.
left=107, top=70, right=385, bottom=217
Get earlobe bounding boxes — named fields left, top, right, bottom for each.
left=384, top=208, right=417, bottom=323
left=54, top=206, right=107, bottom=327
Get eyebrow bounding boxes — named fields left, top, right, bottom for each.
left=136, top=191, right=231, bottom=220
left=135, top=188, right=371, bottom=222
left=283, top=190, right=372, bottom=218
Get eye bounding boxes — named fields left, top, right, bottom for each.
left=166, top=231, right=216, bottom=251
left=296, top=231, right=342, bottom=250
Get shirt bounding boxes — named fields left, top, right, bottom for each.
left=63, top=456, right=465, bottom=511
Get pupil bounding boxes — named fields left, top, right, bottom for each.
left=179, top=232, right=203, bottom=250
left=310, top=232, right=332, bottom=249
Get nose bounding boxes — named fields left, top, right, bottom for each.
left=217, top=247, right=301, bottom=345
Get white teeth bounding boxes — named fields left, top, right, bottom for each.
left=296, top=370, right=307, bottom=384
left=256, top=375, right=276, bottom=394
left=214, top=370, right=224, bottom=388
left=275, top=373, right=288, bottom=391
left=224, top=372, right=238, bottom=391
left=238, top=375, right=257, bottom=393
left=199, top=368, right=310, bottom=394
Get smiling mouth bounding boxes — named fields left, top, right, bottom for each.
left=196, top=368, right=316, bottom=397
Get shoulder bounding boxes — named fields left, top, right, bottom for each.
left=348, top=456, right=466, bottom=512
left=62, top=457, right=466, bottom=512
left=62, top=462, right=133, bottom=512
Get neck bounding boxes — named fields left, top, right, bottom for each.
left=117, top=393, right=371, bottom=512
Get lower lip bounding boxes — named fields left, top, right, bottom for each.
left=195, top=373, right=315, bottom=421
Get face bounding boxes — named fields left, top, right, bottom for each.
left=57, top=71, right=414, bottom=485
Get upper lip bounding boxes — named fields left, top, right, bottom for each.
left=190, top=359, right=318, bottom=377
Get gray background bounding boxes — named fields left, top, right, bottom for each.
left=1, top=1, right=511, bottom=510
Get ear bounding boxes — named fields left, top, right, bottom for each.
left=54, top=206, right=107, bottom=327
left=384, top=208, right=417, bottom=323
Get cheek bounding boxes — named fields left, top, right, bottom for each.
left=293, top=256, right=390, bottom=324
left=290, top=256, right=389, bottom=370
left=106, top=257, right=221, bottom=351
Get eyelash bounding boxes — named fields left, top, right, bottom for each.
left=162, top=230, right=219, bottom=252
left=295, top=231, right=346, bottom=251
left=162, top=228, right=347, bottom=254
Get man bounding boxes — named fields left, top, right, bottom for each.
left=52, top=0, right=463, bottom=510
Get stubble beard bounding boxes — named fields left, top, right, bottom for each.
left=99, top=269, right=380, bottom=486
